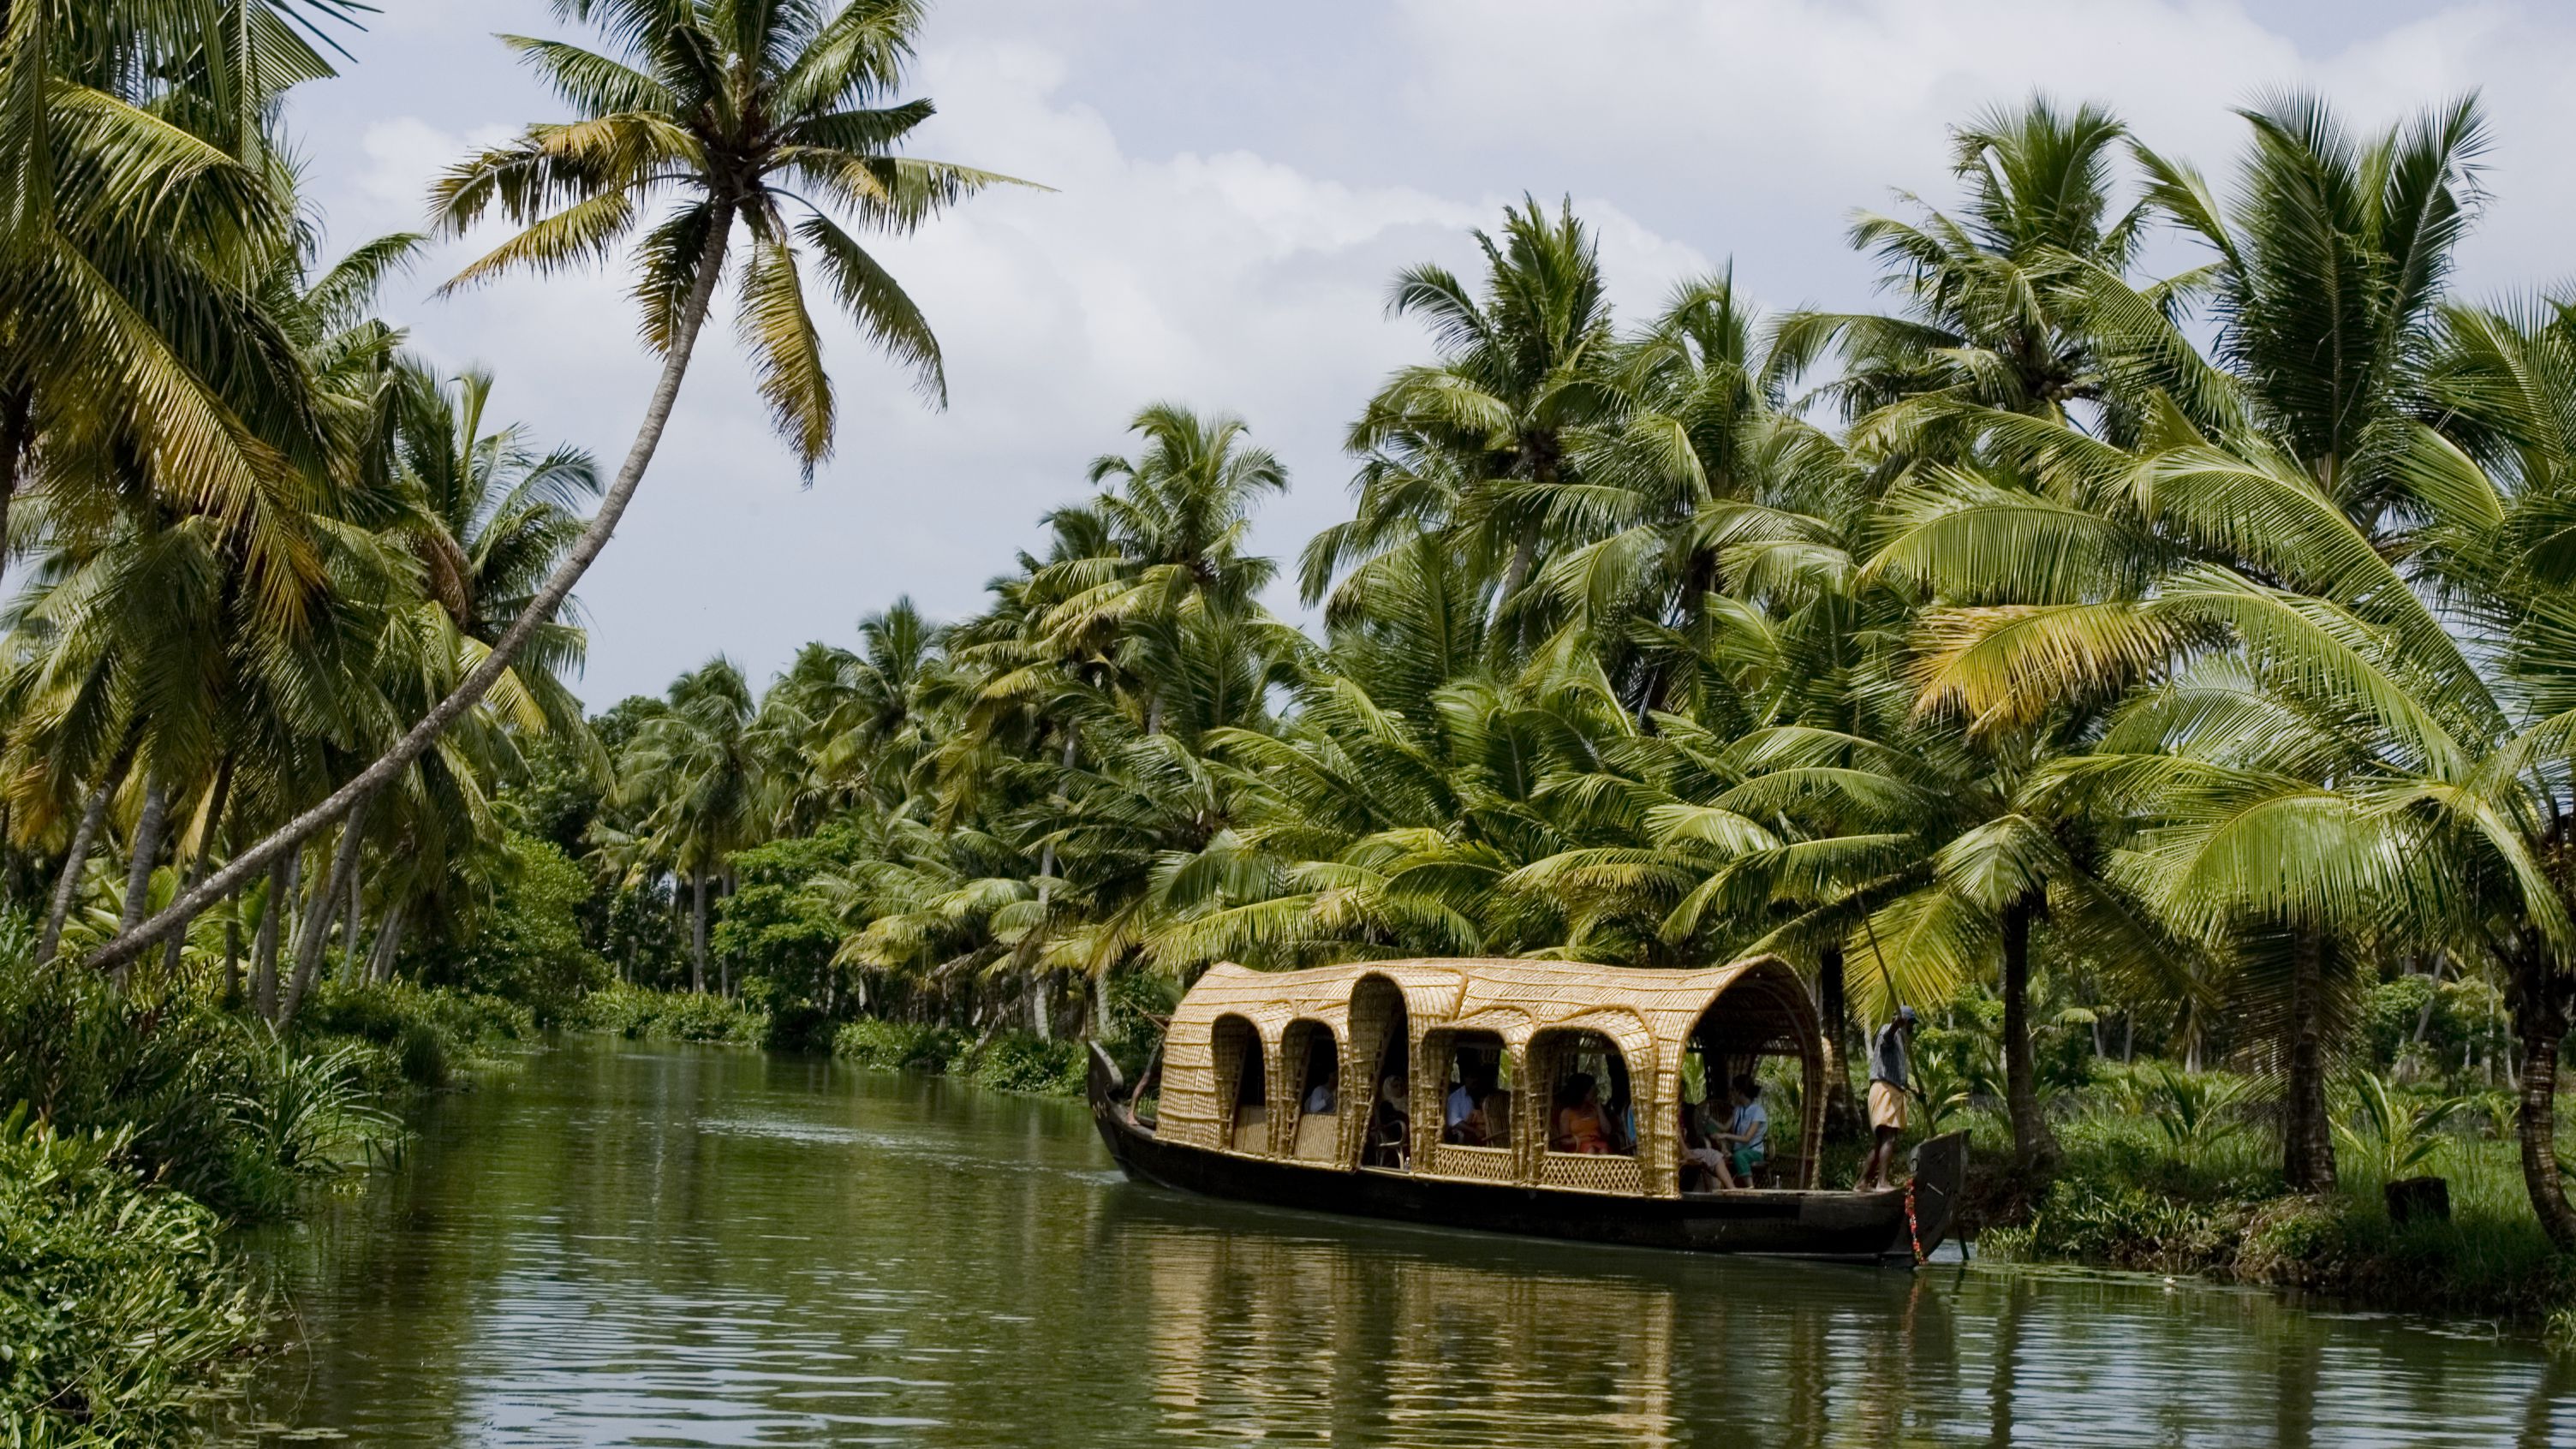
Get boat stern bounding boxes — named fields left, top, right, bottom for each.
left=1886, top=1130, right=1968, bottom=1263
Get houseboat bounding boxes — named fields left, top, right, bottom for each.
left=1088, top=955, right=1964, bottom=1263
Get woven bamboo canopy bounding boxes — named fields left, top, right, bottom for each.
left=1154, top=956, right=1822, bottom=1199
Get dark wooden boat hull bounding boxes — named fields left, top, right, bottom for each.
left=1088, top=1046, right=1961, bottom=1265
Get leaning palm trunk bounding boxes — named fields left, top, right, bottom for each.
left=38, top=772, right=117, bottom=966
left=118, top=777, right=168, bottom=931
left=86, top=212, right=737, bottom=974
left=1999, top=897, right=2060, bottom=1174
left=279, top=796, right=372, bottom=1026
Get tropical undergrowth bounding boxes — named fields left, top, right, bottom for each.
left=829, top=1018, right=1088, bottom=1096
left=1971, top=1064, right=2576, bottom=1321
left=0, top=933, right=533, bottom=1440
left=568, top=983, right=768, bottom=1044
left=0, top=1110, right=266, bottom=1444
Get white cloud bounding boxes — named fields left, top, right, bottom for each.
left=293, top=0, right=2576, bottom=706
left=321, top=37, right=1702, bottom=703
left=1383, top=0, right=2576, bottom=301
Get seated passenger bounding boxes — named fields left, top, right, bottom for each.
left=1443, top=1066, right=1495, bottom=1144
left=1718, top=1074, right=1769, bottom=1185
left=1303, top=1079, right=1336, bottom=1115
left=1679, top=1094, right=1732, bottom=1190
left=1365, top=1073, right=1410, bottom=1168
left=1551, top=1073, right=1612, bottom=1154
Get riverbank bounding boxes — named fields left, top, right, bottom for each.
left=0, top=964, right=534, bottom=1442
left=567, top=984, right=1094, bottom=1096
left=1943, top=1069, right=2576, bottom=1329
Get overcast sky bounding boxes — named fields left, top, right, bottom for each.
left=284, top=0, right=2576, bottom=708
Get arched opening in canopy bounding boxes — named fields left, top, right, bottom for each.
left=1680, top=961, right=1822, bottom=1190
left=1213, top=1013, right=1267, bottom=1154
left=1351, top=974, right=1411, bottom=1170
left=1281, top=1018, right=1341, bottom=1160
left=1532, top=1029, right=1635, bottom=1157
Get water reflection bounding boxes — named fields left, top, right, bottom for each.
left=212, top=1044, right=2573, bottom=1447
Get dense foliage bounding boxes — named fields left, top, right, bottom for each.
left=0, top=1111, right=264, bottom=1441
left=11, top=5, right=2576, bottom=1430
left=550, top=98, right=2576, bottom=1270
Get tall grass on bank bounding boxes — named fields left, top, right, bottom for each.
left=1974, top=1064, right=2576, bottom=1319
left=832, top=1019, right=1088, bottom=1096
left=568, top=983, right=768, bottom=1044
left=0, top=1109, right=265, bottom=1442
left=0, top=921, right=535, bottom=1440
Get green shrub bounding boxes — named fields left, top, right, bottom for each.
left=829, top=1021, right=1084, bottom=1095
left=402, top=832, right=607, bottom=1023
left=961, top=1034, right=1085, bottom=1095
left=715, top=827, right=874, bottom=1049
left=570, top=984, right=765, bottom=1043
left=294, top=981, right=533, bottom=1090
left=833, top=1017, right=963, bottom=1072
left=0, top=960, right=409, bottom=1220
left=0, top=1109, right=265, bottom=1441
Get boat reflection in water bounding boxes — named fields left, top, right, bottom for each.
left=1095, top=1184, right=2575, bottom=1449
left=1109, top=1183, right=1953, bottom=1449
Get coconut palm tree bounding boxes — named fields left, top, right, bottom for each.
left=0, top=0, right=346, bottom=605
left=619, top=657, right=768, bottom=992
left=1770, top=97, right=2142, bottom=438
left=92, top=0, right=1029, bottom=972
left=1307, top=198, right=1621, bottom=653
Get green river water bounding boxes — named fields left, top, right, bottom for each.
left=209, top=1041, right=2575, bottom=1446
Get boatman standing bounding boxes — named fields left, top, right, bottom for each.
left=1857, top=1005, right=1917, bottom=1192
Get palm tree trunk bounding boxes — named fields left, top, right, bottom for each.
left=2000, top=896, right=2060, bottom=1175
left=118, top=776, right=168, bottom=930
left=2411, top=954, right=2445, bottom=1047
left=2519, top=1020, right=2576, bottom=1250
left=279, top=796, right=371, bottom=1027
left=2511, top=949, right=2576, bottom=1249
left=368, top=900, right=406, bottom=983
left=86, top=206, right=741, bottom=975
left=158, top=859, right=205, bottom=981
left=112, top=775, right=170, bottom=987
left=339, top=862, right=364, bottom=982
left=1499, top=527, right=1538, bottom=604
left=224, top=903, right=244, bottom=1007
left=1035, top=728, right=1078, bottom=908
left=690, top=870, right=708, bottom=993
left=2283, top=927, right=2338, bottom=1192
left=39, top=771, right=117, bottom=966
left=253, top=851, right=295, bottom=1022
left=1816, top=943, right=1860, bottom=1140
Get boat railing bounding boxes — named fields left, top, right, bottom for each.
left=1423, top=1142, right=1517, bottom=1183
left=1539, top=1151, right=1643, bottom=1196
